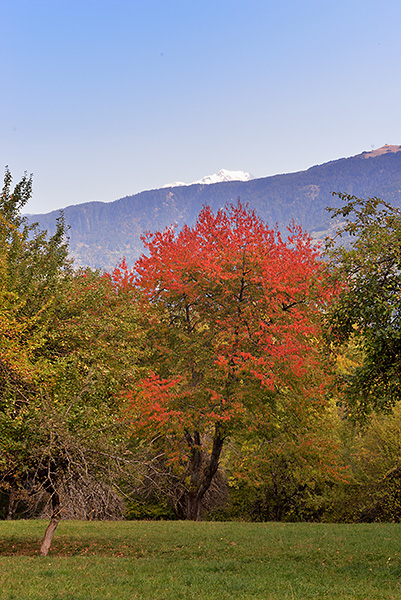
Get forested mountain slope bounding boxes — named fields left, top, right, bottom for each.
left=29, top=145, right=401, bottom=269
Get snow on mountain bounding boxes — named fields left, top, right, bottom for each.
left=162, top=169, right=254, bottom=188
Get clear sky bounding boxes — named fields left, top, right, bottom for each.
left=2, top=0, right=401, bottom=214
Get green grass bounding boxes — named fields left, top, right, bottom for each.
left=1, top=520, right=401, bottom=599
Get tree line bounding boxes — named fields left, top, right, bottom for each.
left=1, top=168, right=401, bottom=554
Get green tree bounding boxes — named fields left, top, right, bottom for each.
left=225, top=392, right=346, bottom=522
left=0, top=168, right=70, bottom=402
left=1, top=168, right=71, bottom=521
left=322, top=402, right=401, bottom=523
left=0, top=169, right=142, bottom=555
left=325, top=193, right=401, bottom=420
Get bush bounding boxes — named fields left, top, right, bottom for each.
left=125, top=497, right=177, bottom=520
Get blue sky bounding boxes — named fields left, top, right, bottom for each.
left=2, top=0, right=401, bottom=213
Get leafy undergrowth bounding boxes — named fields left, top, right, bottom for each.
left=1, top=520, right=401, bottom=599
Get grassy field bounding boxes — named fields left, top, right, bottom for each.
left=1, top=520, right=401, bottom=599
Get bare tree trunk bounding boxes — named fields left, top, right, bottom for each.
left=40, top=517, right=61, bottom=556
left=40, top=490, right=61, bottom=556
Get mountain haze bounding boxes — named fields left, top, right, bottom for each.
left=29, top=145, right=401, bottom=270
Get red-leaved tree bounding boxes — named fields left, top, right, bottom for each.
left=114, top=202, right=335, bottom=520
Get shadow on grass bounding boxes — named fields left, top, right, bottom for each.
left=0, top=538, right=140, bottom=557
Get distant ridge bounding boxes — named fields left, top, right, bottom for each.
left=360, top=144, right=401, bottom=158
left=29, top=146, right=401, bottom=270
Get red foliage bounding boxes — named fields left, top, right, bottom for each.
left=116, top=201, right=333, bottom=431
left=110, top=257, right=136, bottom=291
left=114, top=202, right=337, bottom=517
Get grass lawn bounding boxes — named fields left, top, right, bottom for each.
left=0, top=520, right=401, bottom=599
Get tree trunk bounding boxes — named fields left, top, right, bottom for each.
left=186, top=494, right=202, bottom=521
left=40, top=491, right=62, bottom=556
left=40, top=517, right=61, bottom=556
left=183, top=424, right=225, bottom=521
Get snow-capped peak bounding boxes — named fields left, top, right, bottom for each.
left=162, top=169, right=254, bottom=188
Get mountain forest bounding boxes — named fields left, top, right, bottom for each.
left=2, top=167, right=401, bottom=556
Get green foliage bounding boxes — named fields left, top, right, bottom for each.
left=0, top=168, right=70, bottom=401
left=2, top=268, right=143, bottom=521
left=326, top=193, right=401, bottom=419
left=0, top=168, right=75, bottom=518
left=0, top=169, right=143, bottom=526
left=125, top=497, right=177, bottom=520
left=328, top=403, right=401, bottom=523
left=216, top=393, right=347, bottom=523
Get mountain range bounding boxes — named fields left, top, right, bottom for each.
left=29, top=144, right=401, bottom=270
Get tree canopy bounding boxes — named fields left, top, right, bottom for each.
left=0, top=169, right=142, bottom=554
left=117, top=201, right=336, bottom=519
left=326, top=193, right=401, bottom=420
